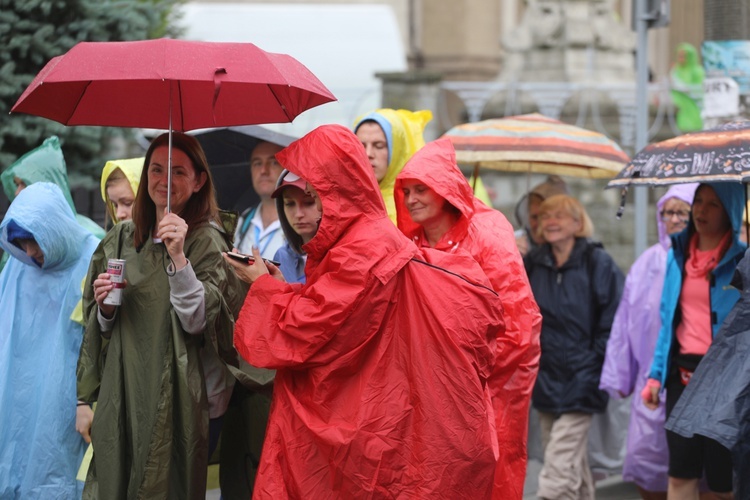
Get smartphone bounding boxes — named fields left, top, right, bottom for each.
left=226, top=251, right=280, bottom=267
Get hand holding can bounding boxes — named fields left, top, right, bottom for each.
left=94, top=259, right=126, bottom=317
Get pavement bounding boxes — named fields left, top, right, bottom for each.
left=523, top=458, right=640, bottom=500
left=207, top=458, right=641, bottom=499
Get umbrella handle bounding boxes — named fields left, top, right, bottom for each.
left=616, top=187, right=628, bottom=220
left=745, top=184, right=749, bottom=245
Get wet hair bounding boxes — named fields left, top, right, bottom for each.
left=536, top=194, right=594, bottom=240
left=104, top=168, right=131, bottom=227
left=132, top=132, right=220, bottom=249
left=105, top=167, right=127, bottom=189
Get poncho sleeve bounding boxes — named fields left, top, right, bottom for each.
left=184, top=224, right=244, bottom=368
left=234, top=251, right=401, bottom=369
left=590, top=247, right=625, bottom=358
left=650, top=251, right=680, bottom=386
left=600, top=266, right=639, bottom=397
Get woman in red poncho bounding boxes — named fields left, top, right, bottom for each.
left=224, top=124, right=506, bottom=499
left=394, top=138, right=542, bottom=500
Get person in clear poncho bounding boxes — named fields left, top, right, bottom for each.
left=599, top=183, right=697, bottom=499
left=0, top=182, right=100, bottom=498
left=0, top=136, right=105, bottom=273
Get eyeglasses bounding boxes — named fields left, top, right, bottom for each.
left=660, top=210, right=690, bottom=223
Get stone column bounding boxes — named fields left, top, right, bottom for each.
left=375, top=71, right=443, bottom=140
left=417, top=0, right=501, bottom=80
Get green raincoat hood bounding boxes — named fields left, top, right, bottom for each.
left=1, top=136, right=76, bottom=210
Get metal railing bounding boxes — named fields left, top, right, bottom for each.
left=438, top=79, right=682, bottom=153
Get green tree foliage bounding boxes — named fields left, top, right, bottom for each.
left=0, top=0, right=181, bottom=176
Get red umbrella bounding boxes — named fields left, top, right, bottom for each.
left=12, top=38, right=335, bottom=130
left=11, top=38, right=336, bottom=210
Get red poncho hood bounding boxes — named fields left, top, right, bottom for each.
left=395, top=137, right=476, bottom=247
left=236, top=125, right=505, bottom=498
left=395, top=137, right=543, bottom=499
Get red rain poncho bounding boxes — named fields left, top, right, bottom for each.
left=234, top=125, right=506, bottom=499
left=395, top=138, right=542, bottom=499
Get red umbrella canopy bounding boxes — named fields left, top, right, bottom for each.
left=12, top=38, right=336, bottom=131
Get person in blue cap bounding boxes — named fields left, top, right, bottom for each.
left=0, top=182, right=100, bottom=498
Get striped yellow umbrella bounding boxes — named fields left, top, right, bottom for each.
left=442, top=113, right=630, bottom=179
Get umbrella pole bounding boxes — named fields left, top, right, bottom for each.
left=166, top=83, right=173, bottom=214
left=745, top=183, right=749, bottom=244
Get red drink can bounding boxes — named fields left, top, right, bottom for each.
left=103, top=258, right=126, bottom=306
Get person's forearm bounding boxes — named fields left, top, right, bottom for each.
left=169, top=260, right=206, bottom=334
left=97, top=307, right=116, bottom=332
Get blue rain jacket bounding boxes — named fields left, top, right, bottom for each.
left=649, top=182, right=747, bottom=387
left=274, top=242, right=306, bottom=284
left=665, top=249, right=750, bottom=498
left=0, top=182, right=100, bottom=498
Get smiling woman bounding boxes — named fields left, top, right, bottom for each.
left=536, top=195, right=594, bottom=266
left=77, top=132, right=245, bottom=499
left=523, top=194, right=624, bottom=499
left=394, top=138, right=542, bottom=497
left=400, top=180, right=461, bottom=247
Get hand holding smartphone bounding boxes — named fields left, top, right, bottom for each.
left=225, top=251, right=280, bottom=267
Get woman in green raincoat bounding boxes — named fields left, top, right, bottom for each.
left=76, top=132, right=243, bottom=499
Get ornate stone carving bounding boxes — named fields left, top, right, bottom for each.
left=501, top=0, right=636, bottom=83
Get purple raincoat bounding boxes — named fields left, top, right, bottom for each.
left=599, top=183, right=697, bottom=491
